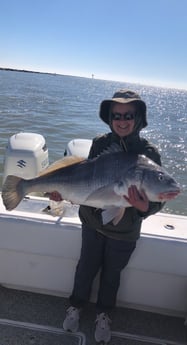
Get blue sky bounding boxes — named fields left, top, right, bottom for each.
left=1, top=0, right=187, bottom=89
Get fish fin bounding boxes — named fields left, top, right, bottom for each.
left=102, top=207, right=126, bottom=225
left=98, top=143, right=123, bottom=156
left=112, top=207, right=126, bottom=225
left=38, top=156, right=85, bottom=176
left=2, top=175, right=25, bottom=211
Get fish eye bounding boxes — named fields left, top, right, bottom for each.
left=158, top=173, right=164, bottom=181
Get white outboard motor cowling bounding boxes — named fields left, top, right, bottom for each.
left=65, top=138, right=92, bottom=158
left=3, top=132, right=49, bottom=183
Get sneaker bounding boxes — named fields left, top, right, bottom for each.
left=63, top=306, right=80, bottom=332
left=94, top=312, right=112, bottom=343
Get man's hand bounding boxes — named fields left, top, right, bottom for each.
left=124, top=185, right=149, bottom=212
left=49, top=191, right=63, bottom=202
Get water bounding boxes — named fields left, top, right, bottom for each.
left=0, top=70, right=187, bottom=215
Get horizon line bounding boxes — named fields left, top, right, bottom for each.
left=1, top=66, right=186, bottom=92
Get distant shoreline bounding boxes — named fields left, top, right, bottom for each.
left=1, top=67, right=186, bottom=91
left=0, top=67, right=95, bottom=81
left=0, top=67, right=58, bottom=76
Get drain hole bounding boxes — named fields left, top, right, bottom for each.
left=164, top=224, right=175, bottom=230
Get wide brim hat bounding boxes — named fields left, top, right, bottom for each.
left=99, top=89, right=147, bottom=128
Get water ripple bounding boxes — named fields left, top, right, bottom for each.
left=0, top=70, right=187, bottom=215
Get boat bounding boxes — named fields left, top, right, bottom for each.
left=0, top=133, right=186, bottom=344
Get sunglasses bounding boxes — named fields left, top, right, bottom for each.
left=112, top=112, right=135, bottom=121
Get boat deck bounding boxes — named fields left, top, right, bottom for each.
left=0, top=195, right=187, bottom=344
left=0, top=285, right=186, bottom=345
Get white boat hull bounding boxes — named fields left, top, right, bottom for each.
left=0, top=194, right=187, bottom=317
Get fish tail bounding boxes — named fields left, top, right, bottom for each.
left=2, top=175, right=26, bottom=211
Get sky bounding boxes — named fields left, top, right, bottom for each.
left=1, top=0, right=187, bottom=90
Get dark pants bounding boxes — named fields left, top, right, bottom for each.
left=70, top=224, right=136, bottom=312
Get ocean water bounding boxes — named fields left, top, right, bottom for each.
left=0, top=70, right=187, bottom=215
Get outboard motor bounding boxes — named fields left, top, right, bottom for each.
left=3, top=132, right=49, bottom=184
left=65, top=138, right=92, bottom=158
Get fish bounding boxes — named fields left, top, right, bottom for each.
left=2, top=145, right=180, bottom=225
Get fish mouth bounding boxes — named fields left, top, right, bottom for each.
left=158, top=189, right=181, bottom=201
